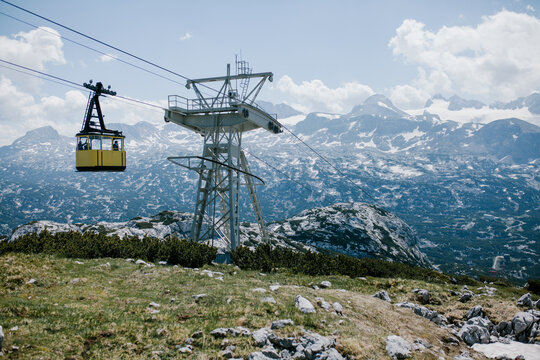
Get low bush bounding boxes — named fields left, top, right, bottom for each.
left=527, top=279, right=540, bottom=295
left=231, top=244, right=471, bottom=284
left=0, top=231, right=216, bottom=268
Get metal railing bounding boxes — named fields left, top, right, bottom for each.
left=167, top=94, right=278, bottom=120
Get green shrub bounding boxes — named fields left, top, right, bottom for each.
left=231, top=244, right=468, bottom=284
left=0, top=231, right=216, bottom=268
left=135, top=222, right=153, bottom=229
left=527, top=279, right=540, bottom=295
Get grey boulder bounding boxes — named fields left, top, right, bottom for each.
left=373, top=290, right=392, bottom=303
left=295, top=295, right=316, bottom=314
left=457, top=324, right=490, bottom=346
left=385, top=335, right=411, bottom=359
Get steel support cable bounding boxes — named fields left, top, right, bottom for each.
left=0, top=62, right=83, bottom=91
left=0, top=10, right=190, bottom=89
left=0, top=58, right=169, bottom=114
left=280, top=123, right=376, bottom=202
left=0, top=0, right=221, bottom=97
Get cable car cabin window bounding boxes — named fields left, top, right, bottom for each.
left=102, top=137, right=113, bottom=151
left=77, top=136, right=89, bottom=150
left=112, top=138, right=123, bottom=151
left=90, top=136, right=101, bottom=150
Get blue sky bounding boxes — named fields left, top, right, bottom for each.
left=0, top=0, right=539, bottom=144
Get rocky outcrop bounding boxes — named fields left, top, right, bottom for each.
left=249, top=328, right=344, bottom=359
left=373, top=290, right=392, bottom=303
left=395, top=302, right=447, bottom=325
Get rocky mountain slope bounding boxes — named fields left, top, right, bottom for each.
left=9, top=202, right=431, bottom=268
left=0, top=96, right=539, bottom=279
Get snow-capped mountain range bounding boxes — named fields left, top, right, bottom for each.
left=1, top=93, right=538, bottom=279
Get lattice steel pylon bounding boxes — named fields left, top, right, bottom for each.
left=164, top=61, right=282, bottom=257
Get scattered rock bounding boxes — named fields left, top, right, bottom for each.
left=453, top=351, right=473, bottom=360
left=192, top=294, right=207, bottom=301
left=332, top=302, right=343, bottom=316
left=252, top=328, right=272, bottom=347
left=320, top=281, right=332, bottom=288
left=271, top=319, right=294, bottom=330
left=74, top=260, right=84, bottom=264
left=465, top=305, right=484, bottom=320
left=158, top=261, right=167, bottom=265
left=396, top=302, right=447, bottom=325
left=316, top=297, right=332, bottom=311
left=191, top=331, right=203, bottom=338
left=0, top=325, right=3, bottom=351
left=126, top=258, right=134, bottom=262
left=221, top=349, right=234, bottom=358
left=210, top=328, right=229, bottom=338
left=175, top=345, right=193, bottom=353
left=412, top=289, right=430, bottom=304
left=458, top=292, right=473, bottom=303
left=516, top=293, right=534, bottom=308
left=466, top=316, right=493, bottom=332
left=295, top=295, right=316, bottom=314
left=269, top=285, right=281, bottom=292
left=268, top=334, right=295, bottom=349
left=252, top=288, right=267, bottom=293
left=496, top=320, right=512, bottom=337
left=211, top=327, right=251, bottom=338
left=70, top=278, right=80, bottom=284
left=386, top=335, right=412, bottom=359
left=249, top=350, right=279, bottom=360
left=458, top=324, right=490, bottom=346
left=26, top=278, right=37, bottom=285
left=148, top=302, right=160, bottom=308
left=261, top=297, right=277, bottom=304
left=9, top=326, right=18, bottom=332
left=412, top=339, right=431, bottom=351
left=373, top=290, right=392, bottom=303
left=135, top=259, right=148, bottom=266
left=511, top=312, right=535, bottom=337
left=316, top=347, right=345, bottom=360
left=156, top=328, right=167, bottom=336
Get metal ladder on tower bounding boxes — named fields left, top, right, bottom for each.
left=237, top=60, right=252, bottom=101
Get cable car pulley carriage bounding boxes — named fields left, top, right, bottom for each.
left=76, top=80, right=126, bottom=171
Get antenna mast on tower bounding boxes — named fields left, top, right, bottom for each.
left=164, top=60, right=281, bottom=258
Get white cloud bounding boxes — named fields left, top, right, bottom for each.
left=271, top=75, right=374, bottom=114
left=526, top=5, right=535, bottom=12
left=389, top=83, right=430, bottom=109
left=389, top=10, right=540, bottom=103
left=0, top=77, right=165, bottom=146
left=0, top=27, right=65, bottom=92
left=99, top=53, right=118, bottom=62
left=0, top=77, right=87, bottom=145
left=179, top=32, right=192, bottom=41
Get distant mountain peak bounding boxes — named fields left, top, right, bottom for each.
left=425, top=94, right=485, bottom=110
left=349, top=94, right=408, bottom=118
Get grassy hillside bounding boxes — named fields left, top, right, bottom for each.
left=0, top=253, right=530, bottom=359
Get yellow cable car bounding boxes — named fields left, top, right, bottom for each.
left=76, top=81, right=126, bottom=172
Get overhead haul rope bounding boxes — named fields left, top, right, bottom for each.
left=0, top=0, right=220, bottom=98
left=0, top=58, right=166, bottom=114
left=0, top=10, right=189, bottom=89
